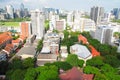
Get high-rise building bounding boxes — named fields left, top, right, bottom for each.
left=95, top=24, right=120, bottom=45
left=112, top=8, right=120, bottom=19
left=90, top=6, right=104, bottom=24
left=20, top=22, right=32, bottom=37
left=5, top=5, right=14, bottom=19
left=20, top=3, right=25, bottom=17
left=49, top=14, right=59, bottom=30
left=14, top=10, right=21, bottom=18
left=67, top=11, right=74, bottom=23
left=31, top=9, right=45, bottom=39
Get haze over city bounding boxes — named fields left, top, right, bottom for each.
left=0, top=0, right=120, bottom=12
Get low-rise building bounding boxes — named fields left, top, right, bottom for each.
left=3, top=44, right=14, bottom=56
left=0, top=32, right=12, bottom=49
left=59, top=67, right=94, bottom=80
left=78, top=34, right=88, bottom=44
left=70, top=44, right=92, bottom=61
left=12, top=39, right=22, bottom=50
left=0, top=50, right=7, bottom=61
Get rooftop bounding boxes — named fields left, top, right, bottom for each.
left=0, top=32, right=12, bottom=44
left=78, top=34, right=88, bottom=44
left=70, top=44, right=92, bottom=60
left=59, top=67, right=94, bottom=80
left=89, top=45, right=100, bottom=57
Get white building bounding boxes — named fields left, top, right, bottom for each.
left=95, top=24, right=120, bottom=45
left=49, top=14, right=59, bottom=30
left=73, top=18, right=96, bottom=32
left=70, top=44, right=92, bottom=61
left=67, top=11, right=74, bottom=25
left=90, top=6, right=104, bottom=24
left=31, top=9, right=45, bottom=39
left=6, top=5, right=14, bottom=19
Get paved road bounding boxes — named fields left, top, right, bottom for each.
left=9, top=39, right=39, bottom=62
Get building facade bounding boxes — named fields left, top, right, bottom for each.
left=20, top=22, right=32, bottom=37
left=31, top=9, right=45, bottom=39
left=90, top=6, right=104, bottom=24
left=5, top=5, right=14, bottom=19
left=95, top=24, right=120, bottom=45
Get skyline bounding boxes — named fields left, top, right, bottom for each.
left=0, top=0, right=120, bottom=12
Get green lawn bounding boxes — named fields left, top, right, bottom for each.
left=0, top=22, right=19, bottom=27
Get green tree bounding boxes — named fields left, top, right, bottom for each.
left=86, top=56, right=104, bottom=68
left=100, top=64, right=117, bottom=74
left=44, top=20, right=50, bottom=32
left=104, top=55, right=120, bottom=68
left=94, top=73, right=107, bottom=80
left=6, top=69, right=26, bottom=80
left=51, top=61, right=72, bottom=71
left=84, top=66, right=99, bottom=74
left=66, top=54, right=84, bottom=67
left=0, top=61, right=9, bottom=74
left=8, top=58, right=23, bottom=70
left=24, top=68, right=37, bottom=80
left=23, top=57, right=35, bottom=69
left=36, top=65, right=59, bottom=80
left=99, top=44, right=111, bottom=56
left=36, top=39, right=43, bottom=53
left=36, top=66, right=48, bottom=73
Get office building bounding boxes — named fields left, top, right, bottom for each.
left=95, top=24, right=120, bottom=45
left=5, top=5, right=14, bottom=19
left=90, top=6, right=104, bottom=24
left=67, top=11, right=74, bottom=26
left=73, top=18, right=96, bottom=32
left=14, top=10, right=21, bottom=18
left=49, top=14, right=59, bottom=30
left=20, top=3, right=25, bottom=17
left=112, top=8, right=120, bottom=19
left=31, top=9, right=45, bottom=39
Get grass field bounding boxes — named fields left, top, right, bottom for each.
left=0, top=22, right=19, bottom=27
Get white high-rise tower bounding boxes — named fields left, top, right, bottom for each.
left=31, top=9, right=45, bottom=39
left=6, top=5, right=14, bottom=19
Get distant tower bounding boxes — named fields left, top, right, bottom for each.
left=31, top=9, right=45, bottom=39
left=20, top=3, right=25, bottom=17
left=5, top=5, right=14, bottom=19
left=90, top=6, right=104, bottom=25
left=112, top=8, right=120, bottom=19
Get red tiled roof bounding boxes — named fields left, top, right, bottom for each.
left=6, top=44, right=14, bottom=49
left=0, top=32, right=12, bottom=44
left=19, top=35, right=26, bottom=41
left=78, top=35, right=88, bottom=44
left=4, top=44, right=14, bottom=53
left=12, top=39, right=21, bottom=43
left=89, top=45, right=100, bottom=57
left=83, top=74, right=94, bottom=80
left=59, top=67, right=94, bottom=80
left=4, top=46, right=11, bottom=53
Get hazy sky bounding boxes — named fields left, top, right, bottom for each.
left=0, top=0, right=120, bottom=12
